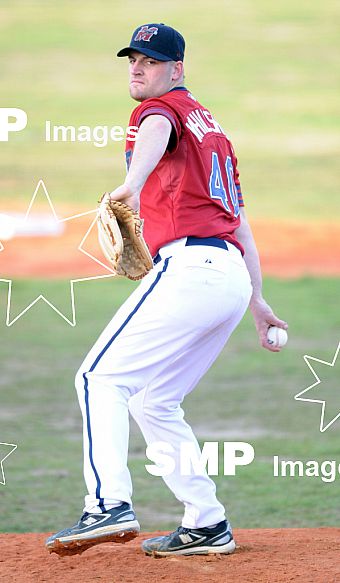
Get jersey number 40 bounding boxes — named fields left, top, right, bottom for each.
left=209, top=152, right=240, bottom=218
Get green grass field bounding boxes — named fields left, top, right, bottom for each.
left=0, top=0, right=339, bottom=218
left=0, top=277, right=339, bottom=532
left=0, top=1, right=339, bottom=534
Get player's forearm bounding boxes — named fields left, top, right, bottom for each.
left=235, top=210, right=264, bottom=307
left=124, top=115, right=172, bottom=196
left=236, top=209, right=288, bottom=347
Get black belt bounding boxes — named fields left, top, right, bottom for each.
left=153, top=237, right=228, bottom=265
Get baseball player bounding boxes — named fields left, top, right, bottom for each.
left=46, top=23, right=288, bottom=557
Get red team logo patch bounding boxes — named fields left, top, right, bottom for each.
left=134, top=25, right=158, bottom=42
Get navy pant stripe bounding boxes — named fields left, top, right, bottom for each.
left=83, top=373, right=105, bottom=509
left=82, top=257, right=171, bottom=508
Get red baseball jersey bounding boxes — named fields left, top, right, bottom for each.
left=125, top=87, right=245, bottom=257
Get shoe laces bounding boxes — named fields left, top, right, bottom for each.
left=80, top=512, right=90, bottom=521
left=164, top=526, right=190, bottom=543
left=175, top=526, right=191, bottom=535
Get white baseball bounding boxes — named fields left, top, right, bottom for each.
left=267, top=326, right=288, bottom=348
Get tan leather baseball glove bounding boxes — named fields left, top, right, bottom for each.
left=97, top=192, right=153, bottom=281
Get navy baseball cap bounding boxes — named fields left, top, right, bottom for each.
left=117, top=23, right=185, bottom=62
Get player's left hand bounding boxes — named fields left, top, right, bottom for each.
left=109, top=184, right=140, bottom=211
left=249, top=297, right=288, bottom=352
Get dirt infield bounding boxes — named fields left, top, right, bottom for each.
left=1, top=529, right=339, bottom=583
left=0, top=213, right=339, bottom=278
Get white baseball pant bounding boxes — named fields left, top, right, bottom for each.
left=75, top=237, right=252, bottom=528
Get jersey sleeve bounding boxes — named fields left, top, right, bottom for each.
left=229, top=141, right=245, bottom=207
left=134, top=98, right=182, bottom=152
left=234, top=164, right=244, bottom=207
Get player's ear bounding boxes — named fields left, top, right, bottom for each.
left=171, top=61, right=184, bottom=81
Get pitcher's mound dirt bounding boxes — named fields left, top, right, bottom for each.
left=1, top=529, right=339, bottom=583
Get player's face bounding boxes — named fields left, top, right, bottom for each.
left=128, top=51, right=179, bottom=101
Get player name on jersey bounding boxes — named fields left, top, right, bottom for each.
left=185, top=108, right=224, bottom=143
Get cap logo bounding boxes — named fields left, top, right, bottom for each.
left=134, top=25, right=158, bottom=42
